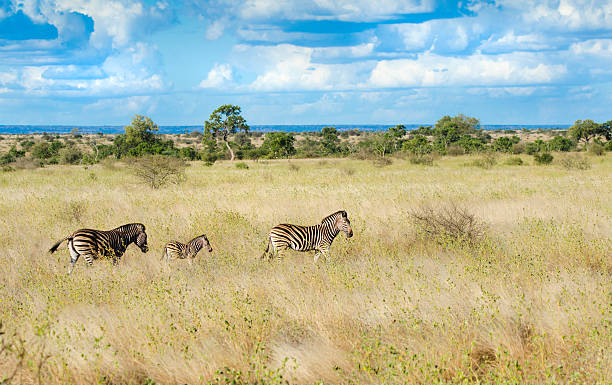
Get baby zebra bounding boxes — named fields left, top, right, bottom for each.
left=162, top=234, right=213, bottom=263
left=49, top=223, right=149, bottom=274
left=262, top=210, right=353, bottom=263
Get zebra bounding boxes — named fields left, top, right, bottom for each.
left=162, top=234, right=213, bottom=263
left=261, top=210, right=353, bottom=262
left=49, top=223, right=149, bottom=274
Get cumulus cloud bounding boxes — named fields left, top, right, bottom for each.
left=199, top=63, right=233, bottom=88
left=368, top=53, right=567, bottom=88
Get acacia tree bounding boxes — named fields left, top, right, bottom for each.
left=205, top=105, right=249, bottom=161
left=569, top=119, right=600, bottom=146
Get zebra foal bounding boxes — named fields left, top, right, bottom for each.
left=262, top=210, right=353, bottom=262
left=162, top=234, right=213, bottom=263
left=49, top=223, right=149, bottom=274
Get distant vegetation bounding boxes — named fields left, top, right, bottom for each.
left=1, top=106, right=611, bottom=172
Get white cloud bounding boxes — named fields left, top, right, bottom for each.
left=239, top=0, right=433, bottom=21
left=570, top=39, right=612, bottom=57
left=368, top=53, right=567, bottom=88
left=499, top=0, right=612, bottom=31
left=206, top=19, right=226, bottom=40
left=199, top=64, right=233, bottom=88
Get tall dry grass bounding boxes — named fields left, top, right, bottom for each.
left=0, top=155, right=610, bottom=384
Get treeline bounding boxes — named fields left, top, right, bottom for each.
left=1, top=107, right=611, bottom=170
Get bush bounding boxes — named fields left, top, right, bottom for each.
left=588, top=143, right=604, bottom=156
left=605, top=141, right=612, bottom=151
left=548, top=136, right=575, bottom=152
left=505, top=157, right=524, bottom=166
left=130, top=155, right=187, bottom=189
left=559, top=154, right=591, bottom=170
left=235, top=162, right=249, bottom=169
left=179, top=146, right=199, bottom=160
left=59, top=146, right=83, bottom=164
left=410, top=201, right=487, bottom=245
left=0, top=152, right=15, bottom=166
left=511, top=142, right=525, bottom=154
left=534, top=153, right=553, bottom=165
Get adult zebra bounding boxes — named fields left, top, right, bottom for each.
left=162, top=234, right=213, bottom=263
left=49, top=223, right=149, bottom=274
left=261, top=210, right=353, bottom=262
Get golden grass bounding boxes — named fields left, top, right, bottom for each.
left=0, top=154, right=611, bottom=384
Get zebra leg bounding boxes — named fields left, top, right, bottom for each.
left=82, top=253, right=95, bottom=267
left=68, top=240, right=79, bottom=275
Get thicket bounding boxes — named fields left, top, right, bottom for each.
left=1, top=114, right=610, bottom=169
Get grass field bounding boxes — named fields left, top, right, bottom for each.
left=0, top=154, right=610, bottom=384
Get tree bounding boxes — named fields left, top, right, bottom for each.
left=569, top=119, right=599, bottom=145
left=205, top=105, right=249, bottom=161
left=114, top=115, right=176, bottom=158
left=388, top=124, right=406, bottom=151
left=433, top=114, right=480, bottom=151
left=321, top=126, right=340, bottom=155
left=260, top=132, right=296, bottom=158
left=596, top=120, right=611, bottom=141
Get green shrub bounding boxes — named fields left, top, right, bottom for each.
left=403, top=135, right=433, bottom=156
left=493, top=136, right=520, bottom=152
left=59, top=146, right=83, bottom=164
left=588, top=143, right=604, bottom=156
left=0, top=152, right=15, bottom=165
left=548, top=136, right=575, bottom=152
left=534, top=153, right=553, bottom=165
left=604, top=141, right=612, bottom=151
left=235, top=162, right=249, bottom=169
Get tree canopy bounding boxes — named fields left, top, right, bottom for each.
left=205, top=105, right=249, bottom=161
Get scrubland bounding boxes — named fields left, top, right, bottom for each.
left=0, top=154, right=610, bottom=384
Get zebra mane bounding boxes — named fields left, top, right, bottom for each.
left=189, top=234, right=207, bottom=245
left=321, top=210, right=346, bottom=224
left=113, top=223, right=145, bottom=232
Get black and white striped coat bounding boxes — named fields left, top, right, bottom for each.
left=162, top=234, right=213, bottom=263
left=262, top=210, right=353, bottom=262
left=49, top=223, right=149, bottom=274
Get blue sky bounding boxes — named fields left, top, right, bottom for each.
left=0, top=0, right=611, bottom=125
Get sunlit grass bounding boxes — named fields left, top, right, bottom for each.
left=0, top=154, right=611, bottom=384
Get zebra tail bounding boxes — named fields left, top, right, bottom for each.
left=49, top=236, right=69, bottom=253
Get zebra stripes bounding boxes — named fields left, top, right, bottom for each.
left=163, top=234, right=213, bottom=263
left=49, top=223, right=149, bottom=274
left=262, top=210, right=353, bottom=262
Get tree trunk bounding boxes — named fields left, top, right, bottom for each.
left=224, top=139, right=235, bottom=161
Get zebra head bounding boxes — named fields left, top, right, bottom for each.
left=134, top=224, right=149, bottom=253
left=330, top=210, right=353, bottom=238
left=199, top=234, right=213, bottom=253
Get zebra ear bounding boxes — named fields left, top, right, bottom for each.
left=341, top=211, right=347, bottom=218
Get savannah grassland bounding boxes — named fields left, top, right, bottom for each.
left=0, top=154, right=610, bottom=385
